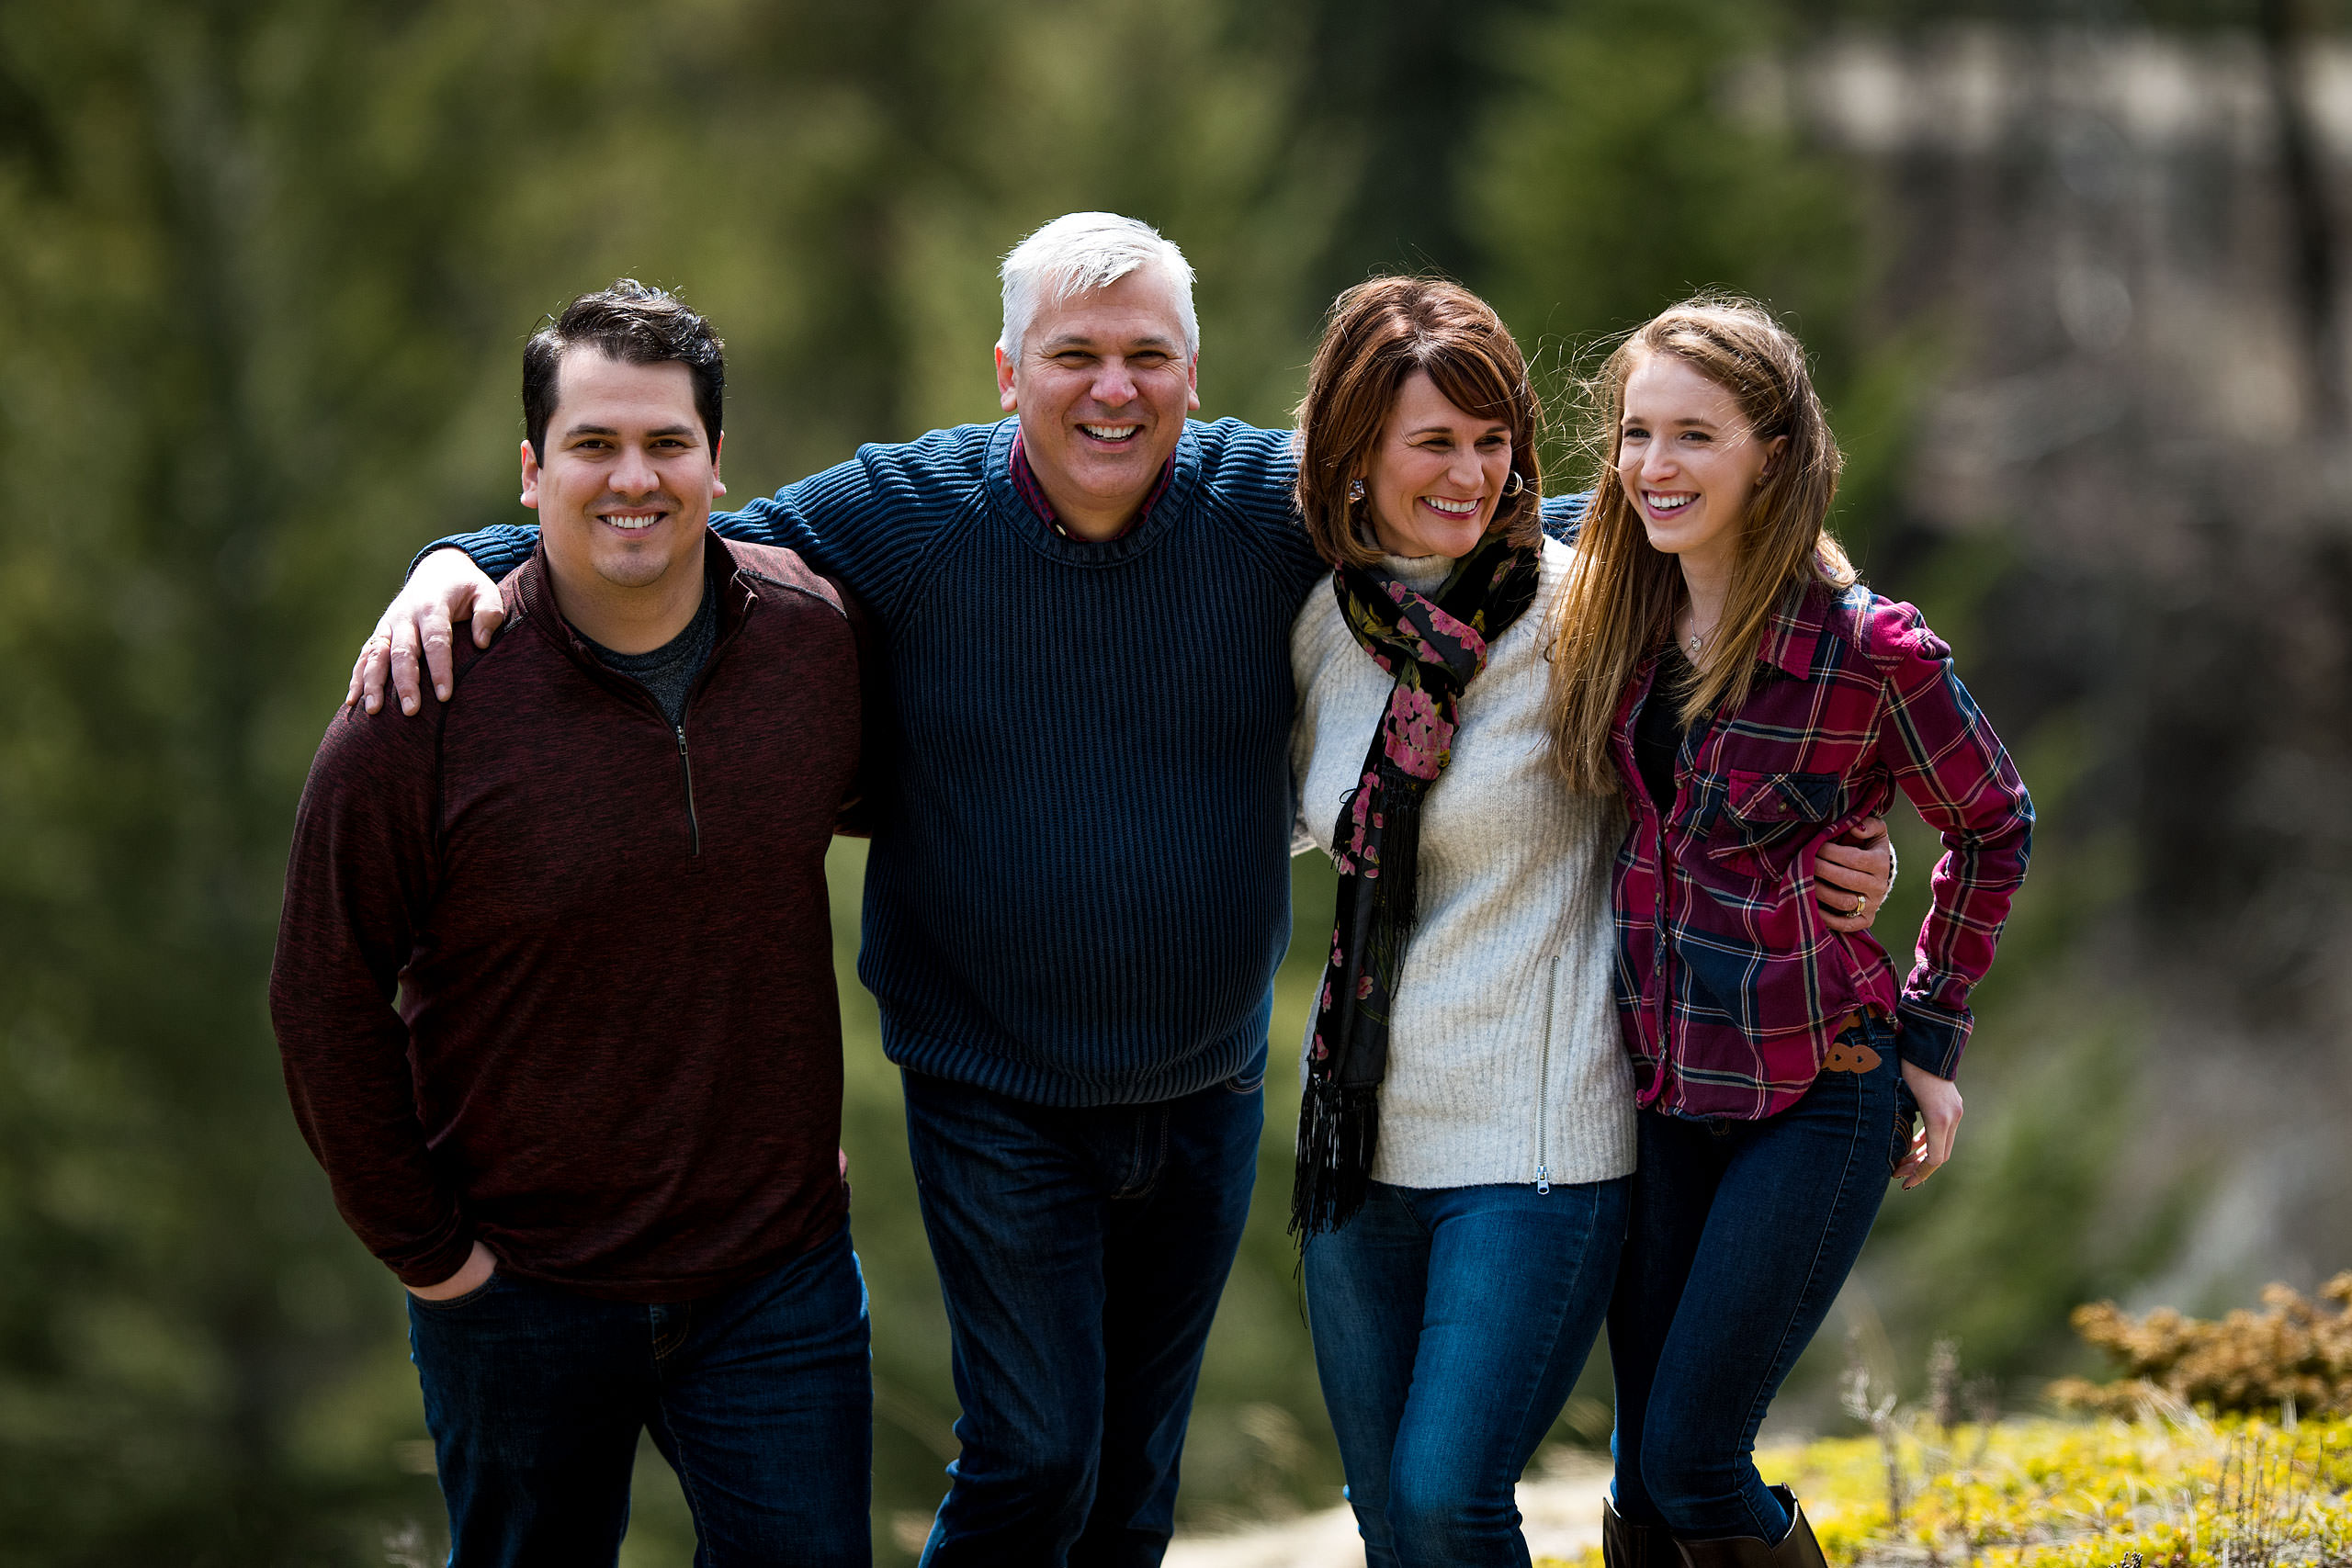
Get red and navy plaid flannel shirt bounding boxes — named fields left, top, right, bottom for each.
left=1610, top=581, right=2033, bottom=1120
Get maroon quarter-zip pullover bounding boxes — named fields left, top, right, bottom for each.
left=270, top=535, right=862, bottom=1302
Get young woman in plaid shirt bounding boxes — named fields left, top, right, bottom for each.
left=1546, top=297, right=2034, bottom=1568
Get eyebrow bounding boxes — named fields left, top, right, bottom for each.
left=1623, top=413, right=1723, bottom=430
left=562, top=422, right=701, bottom=440
left=1037, top=333, right=1182, bottom=355
left=1405, top=422, right=1510, bottom=439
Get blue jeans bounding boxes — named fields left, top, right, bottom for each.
left=1610, top=1016, right=1909, bottom=1540
left=900, top=1065, right=1264, bottom=1568
left=1304, top=1178, right=1629, bottom=1568
left=406, top=1221, right=872, bottom=1567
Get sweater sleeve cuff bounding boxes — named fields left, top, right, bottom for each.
left=386, top=1223, right=479, bottom=1292
left=1894, top=998, right=1970, bottom=1079
left=406, top=525, right=537, bottom=583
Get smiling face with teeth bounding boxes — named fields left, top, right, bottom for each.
left=994, top=267, right=1200, bottom=542
left=1616, top=349, right=1786, bottom=584
left=521, top=350, right=725, bottom=653
left=1361, top=370, right=1514, bottom=560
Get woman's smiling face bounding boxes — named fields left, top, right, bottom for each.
left=1616, top=350, right=1785, bottom=577
left=1363, top=369, right=1514, bottom=559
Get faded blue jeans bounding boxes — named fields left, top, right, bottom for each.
left=405, top=1220, right=872, bottom=1567
left=901, top=1064, right=1264, bottom=1568
left=1305, top=1177, right=1630, bottom=1568
left=1610, top=1015, right=1911, bottom=1540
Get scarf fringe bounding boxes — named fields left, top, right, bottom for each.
left=1288, top=1077, right=1382, bottom=1239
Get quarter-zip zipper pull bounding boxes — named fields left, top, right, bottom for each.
left=675, top=725, right=701, bottom=856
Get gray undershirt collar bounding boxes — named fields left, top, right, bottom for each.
left=579, top=579, right=719, bottom=727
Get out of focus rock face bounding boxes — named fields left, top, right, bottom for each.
left=1758, top=26, right=2352, bottom=1310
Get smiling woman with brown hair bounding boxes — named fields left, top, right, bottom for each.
left=1283, top=278, right=1895, bottom=1568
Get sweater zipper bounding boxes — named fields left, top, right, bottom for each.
left=669, top=591, right=752, bottom=864
left=1535, top=955, right=1558, bottom=1194
left=675, top=725, right=701, bottom=856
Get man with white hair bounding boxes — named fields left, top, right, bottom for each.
left=354, top=213, right=1347, bottom=1565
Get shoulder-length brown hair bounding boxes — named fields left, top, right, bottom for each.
left=1545, top=294, right=1855, bottom=795
left=1294, top=276, right=1544, bottom=569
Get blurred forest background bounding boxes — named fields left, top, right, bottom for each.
left=5, top=0, right=2351, bottom=1561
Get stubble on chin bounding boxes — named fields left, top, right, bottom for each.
left=593, top=545, right=684, bottom=591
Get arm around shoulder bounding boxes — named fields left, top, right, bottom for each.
left=725, top=428, right=996, bottom=613
left=409, top=524, right=537, bottom=584
left=353, top=545, right=511, bottom=717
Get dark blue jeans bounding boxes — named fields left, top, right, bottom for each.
left=1305, top=1178, right=1629, bottom=1568
left=406, top=1221, right=872, bottom=1567
left=900, top=1065, right=1264, bottom=1568
left=1610, top=1016, right=1909, bottom=1540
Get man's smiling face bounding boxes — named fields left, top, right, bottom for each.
left=521, top=350, right=722, bottom=603
left=994, top=267, right=1200, bottom=538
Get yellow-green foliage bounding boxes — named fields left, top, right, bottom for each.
left=1537, top=1414, right=2352, bottom=1568
left=2050, top=1277, right=2352, bottom=1420
left=1792, top=1412, right=2350, bottom=1568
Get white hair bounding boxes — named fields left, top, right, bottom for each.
left=998, top=211, right=1199, bottom=361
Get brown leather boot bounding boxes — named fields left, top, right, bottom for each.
left=1603, top=1496, right=1671, bottom=1568
left=1765, top=1488, right=1827, bottom=1568
left=1672, top=1488, right=1826, bottom=1568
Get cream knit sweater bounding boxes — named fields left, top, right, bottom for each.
left=1289, top=537, right=1636, bottom=1190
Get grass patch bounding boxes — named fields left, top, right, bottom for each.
left=1537, top=1411, right=2352, bottom=1568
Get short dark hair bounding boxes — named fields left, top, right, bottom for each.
left=523, top=279, right=725, bottom=461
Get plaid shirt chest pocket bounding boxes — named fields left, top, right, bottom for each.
left=1680, top=767, right=1848, bottom=881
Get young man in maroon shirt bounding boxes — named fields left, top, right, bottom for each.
left=270, top=283, right=870, bottom=1565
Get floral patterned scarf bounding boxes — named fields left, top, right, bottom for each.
left=1290, top=525, right=1541, bottom=1239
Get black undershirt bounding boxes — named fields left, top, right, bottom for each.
left=1634, top=645, right=1694, bottom=809
left=581, top=579, right=719, bottom=727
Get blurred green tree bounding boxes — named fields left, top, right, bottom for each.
left=3, top=0, right=2291, bottom=1556
left=1455, top=0, right=2215, bottom=1427
left=1465, top=0, right=1870, bottom=478
left=0, top=0, right=1363, bottom=1557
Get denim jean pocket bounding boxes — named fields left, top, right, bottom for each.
left=408, top=1270, right=504, bottom=1313
left=1888, top=1077, right=1920, bottom=1176
left=1224, top=1066, right=1267, bottom=1095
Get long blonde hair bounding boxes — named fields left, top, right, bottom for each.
left=1546, top=295, right=1855, bottom=795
